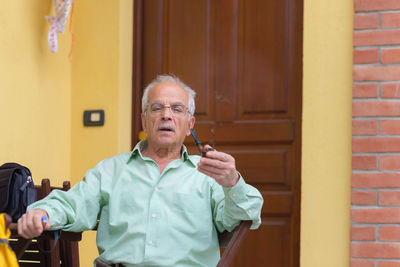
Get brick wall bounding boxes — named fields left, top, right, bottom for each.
left=352, top=0, right=400, bottom=266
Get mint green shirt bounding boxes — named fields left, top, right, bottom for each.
left=29, top=141, right=263, bottom=267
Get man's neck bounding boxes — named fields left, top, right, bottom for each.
left=142, top=144, right=182, bottom=172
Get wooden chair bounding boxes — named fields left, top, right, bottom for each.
left=7, top=179, right=81, bottom=267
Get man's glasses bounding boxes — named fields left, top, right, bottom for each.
left=147, top=102, right=190, bottom=117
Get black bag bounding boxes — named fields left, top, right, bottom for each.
left=0, top=163, right=37, bottom=222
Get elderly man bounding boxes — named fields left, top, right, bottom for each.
left=17, top=75, right=263, bottom=267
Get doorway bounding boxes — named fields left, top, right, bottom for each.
left=131, top=1, right=303, bottom=266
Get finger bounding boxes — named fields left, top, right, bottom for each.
left=26, top=211, right=46, bottom=238
left=198, top=159, right=233, bottom=174
left=198, top=165, right=222, bottom=178
left=199, top=157, right=231, bottom=170
left=19, top=215, right=31, bottom=239
left=17, top=217, right=25, bottom=238
left=202, top=145, right=215, bottom=157
left=198, top=167, right=222, bottom=181
left=31, top=214, right=44, bottom=235
left=25, top=212, right=38, bottom=235
left=203, top=144, right=215, bottom=152
left=203, top=151, right=233, bottom=163
left=22, top=214, right=31, bottom=238
left=201, top=149, right=219, bottom=159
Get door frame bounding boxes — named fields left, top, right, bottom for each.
left=130, top=1, right=303, bottom=266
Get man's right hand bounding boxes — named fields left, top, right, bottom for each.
left=17, top=209, right=51, bottom=239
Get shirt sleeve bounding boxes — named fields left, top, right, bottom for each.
left=211, top=174, right=264, bottom=232
left=27, top=166, right=103, bottom=232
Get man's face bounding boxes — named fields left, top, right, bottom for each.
left=141, top=81, right=195, bottom=150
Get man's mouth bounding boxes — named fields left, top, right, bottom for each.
left=157, top=125, right=175, bottom=132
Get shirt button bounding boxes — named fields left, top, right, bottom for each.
left=154, top=187, right=159, bottom=191
left=232, top=193, right=236, bottom=198
left=247, top=209, right=252, bottom=214
left=148, top=241, right=153, bottom=246
left=152, top=213, right=157, bottom=218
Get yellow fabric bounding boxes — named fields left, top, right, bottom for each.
left=0, top=213, right=19, bottom=267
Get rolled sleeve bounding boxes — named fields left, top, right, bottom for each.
left=28, top=197, right=67, bottom=230
left=27, top=166, right=104, bottom=232
left=223, top=175, right=249, bottom=203
left=213, top=174, right=263, bottom=232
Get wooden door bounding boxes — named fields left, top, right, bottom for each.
left=132, top=0, right=302, bottom=266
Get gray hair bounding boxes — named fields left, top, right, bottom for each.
left=141, top=74, right=196, bottom=117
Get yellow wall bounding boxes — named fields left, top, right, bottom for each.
left=0, top=1, right=132, bottom=266
left=0, top=2, right=71, bottom=185
left=70, top=1, right=133, bottom=266
left=301, top=0, right=353, bottom=266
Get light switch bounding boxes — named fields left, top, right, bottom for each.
left=83, top=110, right=105, bottom=126
left=90, top=112, right=101, bottom=122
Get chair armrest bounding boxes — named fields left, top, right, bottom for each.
left=217, top=220, right=252, bottom=267
left=96, top=259, right=113, bottom=267
left=4, top=213, right=12, bottom=228
left=9, top=222, right=82, bottom=242
left=8, top=222, right=17, bottom=231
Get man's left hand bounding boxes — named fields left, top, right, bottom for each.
left=197, top=145, right=239, bottom=187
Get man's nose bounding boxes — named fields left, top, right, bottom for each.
left=160, top=106, right=173, bottom=119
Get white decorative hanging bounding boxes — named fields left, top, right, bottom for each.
left=45, top=0, right=73, bottom=53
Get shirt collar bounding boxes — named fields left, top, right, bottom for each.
left=127, top=140, right=196, bottom=167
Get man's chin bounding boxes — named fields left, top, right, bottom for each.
left=154, top=137, right=176, bottom=146
left=153, top=136, right=187, bottom=149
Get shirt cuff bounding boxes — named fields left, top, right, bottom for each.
left=222, top=174, right=248, bottom=203
left=27, top=201, right=63, bottom=230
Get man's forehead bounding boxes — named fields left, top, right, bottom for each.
left=148, top=81, right=188, bottom=101
left=151, top=81, right=184, bottom=92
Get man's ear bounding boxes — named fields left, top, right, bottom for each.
left=187, top=116, right=196, bottom=136
left=141, top=113, right=146, bottom=132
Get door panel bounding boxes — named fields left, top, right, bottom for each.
left=229, top=146, right=292, bottom=186
left=168, top=0, right=212, bottom=116
left=133, top=0, right=302, bottom=266
left=238, top=0, right=288, bottom=116
left=192, top=121, right=294, bottom=143
left=237, top=219, right=292, bottom=266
